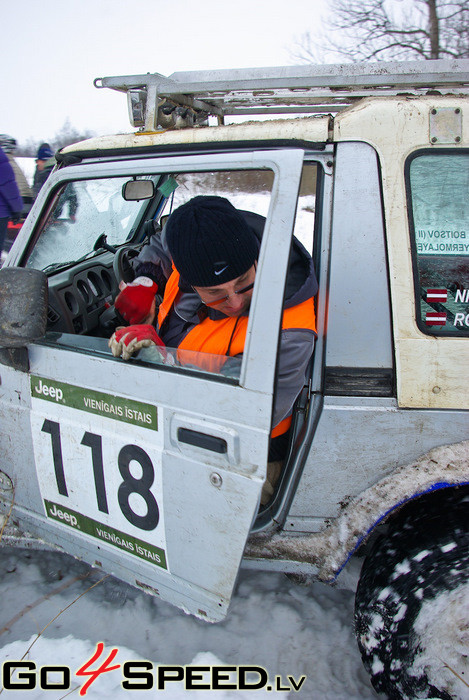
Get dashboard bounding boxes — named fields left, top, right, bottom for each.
left=46, top=252, right=118, bottom=336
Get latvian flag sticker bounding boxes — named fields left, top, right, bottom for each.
left=426, top=312, right=447, bottom=326
left=426, top=288, right=448, bottom=303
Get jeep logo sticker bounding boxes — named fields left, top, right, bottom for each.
left=30, top=376, right=158, bottom=431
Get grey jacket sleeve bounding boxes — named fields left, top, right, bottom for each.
left=132, top=225, right=173, bottom=282
left=272, top=328, right=316, bottom=427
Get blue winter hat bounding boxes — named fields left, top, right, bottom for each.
left=36, top=143, right=54, bottom=160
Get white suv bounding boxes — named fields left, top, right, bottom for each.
left=0, top=60, right=468, bottom=699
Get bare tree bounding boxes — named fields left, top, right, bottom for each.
left=15, top=138, right=42, bottom=158
left=291, top=0, right=469, bottom=63
left=49, top=118, right=95, bottom=151
left=16, top=119, right=95, bottom=157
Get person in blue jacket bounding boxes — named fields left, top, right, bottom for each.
left=0, top=148, right=23, bottom=258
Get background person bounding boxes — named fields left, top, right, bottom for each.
left=0, top=148, right=23, bottom=258
left=33, top=143, right=55, bottom=198
left=0, top=135, right=34, bottom=217
left=33, top=143, right=78, bottom=221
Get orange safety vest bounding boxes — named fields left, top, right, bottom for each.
left=158, top=269, right=316, bottom=438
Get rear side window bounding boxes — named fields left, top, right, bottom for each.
left=407, top=151, right=469, bottom=336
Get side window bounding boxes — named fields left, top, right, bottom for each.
left=33, top=167, right=275, bottom=384
left=407, top=151, right=469, bottom=336
left=160, top=169, right=273, bottom=219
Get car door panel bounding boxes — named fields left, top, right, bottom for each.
left=1, top=149, right=305, bottom=621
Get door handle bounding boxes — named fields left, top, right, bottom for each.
left=177, top=427, right=228, bottom=454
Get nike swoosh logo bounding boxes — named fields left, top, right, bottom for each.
left=214, top=265, right=229, bottom=276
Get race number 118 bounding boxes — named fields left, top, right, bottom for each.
left=41, top=419, right=159, bottom=531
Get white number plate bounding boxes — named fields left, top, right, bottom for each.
left=30, top=376, right=168, bottom=571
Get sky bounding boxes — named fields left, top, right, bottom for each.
left=2, top=0, right=327, bottom=145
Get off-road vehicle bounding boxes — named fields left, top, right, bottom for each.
left=0, top=60, right=468, bottom=698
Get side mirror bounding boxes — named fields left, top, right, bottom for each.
left=122, top=179, right=155, bottom=201
left=0, top=268, right=48, bottom=347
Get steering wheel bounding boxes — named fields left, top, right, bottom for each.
left=113, top=245, right=141, bottom=284
left=97, top=246, right=140, bottom=336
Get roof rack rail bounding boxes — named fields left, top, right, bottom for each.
left=94, top=60, right=469, bottom=132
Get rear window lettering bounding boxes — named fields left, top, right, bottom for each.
left=407, top=151, right=469, bottom=336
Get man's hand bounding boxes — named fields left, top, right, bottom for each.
left=109, top=324, right=166, bottom=361
left=10, top=212, right=22, bottom=225
left=115, top=276, right=158, bottom=325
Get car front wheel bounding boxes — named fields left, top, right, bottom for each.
left=354, top=488, right=469, bottom=699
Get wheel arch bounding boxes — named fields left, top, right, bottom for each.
left=324, top=440, right=469, bottom=582
left=332, top=480, right=469, bottom=582
left=245, top=440, right=469, bottom=580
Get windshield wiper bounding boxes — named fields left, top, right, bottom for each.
left=42, top=250, right=99, bottom=274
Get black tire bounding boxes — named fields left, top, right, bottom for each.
left=354, top=488, right=469, bottom=699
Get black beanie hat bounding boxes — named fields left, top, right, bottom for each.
left=165, top=196, right=259, bottom=287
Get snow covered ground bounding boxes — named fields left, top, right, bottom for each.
left=0, top=547, right=378, bottom=698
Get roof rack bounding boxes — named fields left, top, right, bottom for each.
left=94, top=60, right=469, bottom=131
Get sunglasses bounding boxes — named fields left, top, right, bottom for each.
left=196, top=281, right=255, bottom=308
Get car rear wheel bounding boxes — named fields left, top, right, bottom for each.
left=354, top=488, right=469, bottom=699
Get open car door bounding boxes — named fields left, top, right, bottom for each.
left=1, top=149, right=305, bottom=621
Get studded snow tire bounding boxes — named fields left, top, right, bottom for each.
left=354, top=488, right=469, bottom=699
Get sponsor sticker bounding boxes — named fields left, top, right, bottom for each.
left=30, top=376, right=157, bottom=431
left=45, top=499, right=167, bottom=569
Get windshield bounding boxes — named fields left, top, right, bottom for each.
left=26, top=177, right=154, bottom=271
